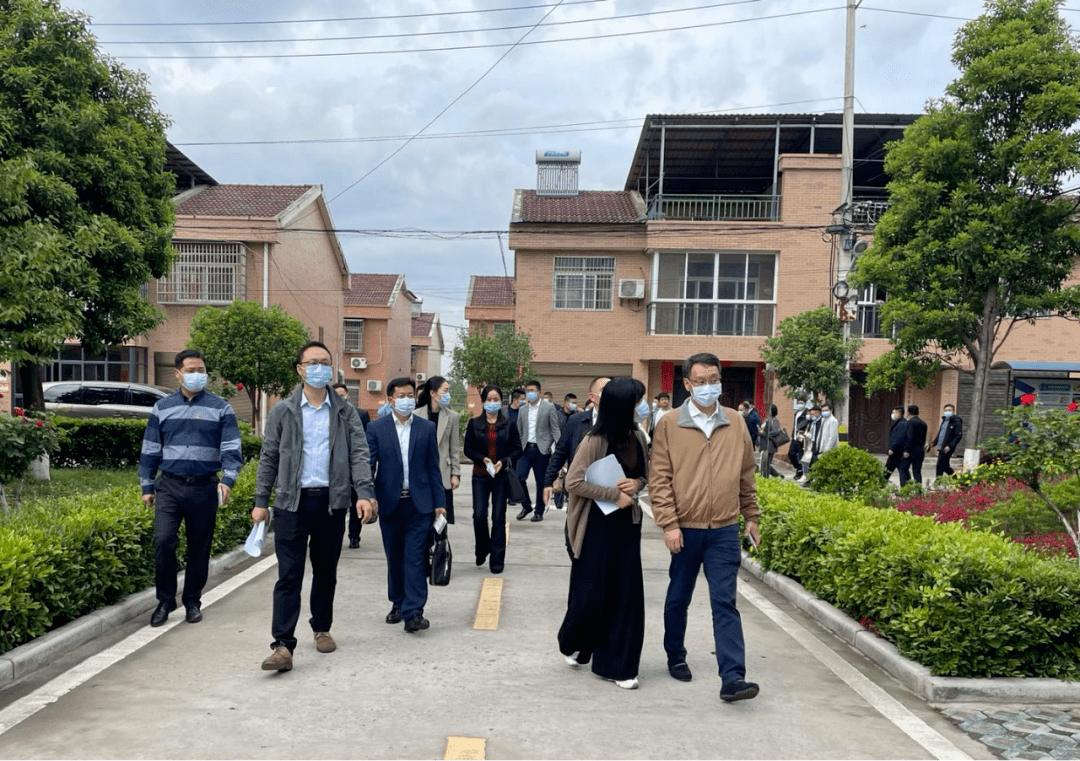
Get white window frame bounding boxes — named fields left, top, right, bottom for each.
left=343, top=318, right=365, bottom=353
left=158, top=241, right=245, bottom=305
left=552, top=256, right=615, bottom=311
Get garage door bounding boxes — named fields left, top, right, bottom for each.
left=530, top=362, right=634, bottom=401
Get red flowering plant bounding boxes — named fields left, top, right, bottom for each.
left=0, top=410, right=66, bottom=514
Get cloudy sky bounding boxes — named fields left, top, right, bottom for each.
left=64, top=0, right=1059, bottom=361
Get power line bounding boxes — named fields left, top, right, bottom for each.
left=115, top=8, right=845, bottom=60
left=99, top=1, right=768, bottom=45
left=861, top=6, right=972, bottom=22
left=170, top=97, right=844, bottom=146
left=90, top=0, right=611, bottom=27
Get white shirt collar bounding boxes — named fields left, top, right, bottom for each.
left=394, top=414, right=413, bottom=428
left=301, top=393, right=330, bottom=410
left=688, top=401, right=720, bottom=423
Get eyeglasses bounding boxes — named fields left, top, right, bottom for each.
left=686, top=377, right=721, bottom=386
left=300, top=360, right=332, bottom=367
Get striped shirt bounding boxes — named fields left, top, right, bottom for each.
left=139, top=389, right=243, bottom=495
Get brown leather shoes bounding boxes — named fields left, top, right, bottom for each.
left=261, top=645, right=293, bottom=671
left=314, top=632, right=337, bottom=653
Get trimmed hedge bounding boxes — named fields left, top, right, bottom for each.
left=757, top=477, right=1080, bottom=679
left=0, top=460, right=266, bottom=653
left=807, top=445, right=887, bottom=499
left=52, top=417, right=262, bottom=468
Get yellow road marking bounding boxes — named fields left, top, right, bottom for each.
left=505, top=520, right=510, bottom=546
left=444, top=736, right=486, bottom=760
left=472, top=577, right=503, bottom=630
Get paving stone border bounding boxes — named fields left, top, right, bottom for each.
left=942, top=706, right=1080, bottom=759
left=740, top=553, right=1080, bottom=705
left=0, top=543, right=265, bottom=690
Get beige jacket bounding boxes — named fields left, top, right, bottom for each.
left=564, top=430, right=649, bottom=560
left=415, top=405, right=462, bottom=490
left=649, top=401, right=760, bottom=531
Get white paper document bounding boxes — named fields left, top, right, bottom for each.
left=584, top=454, right=626, bottom=516
left=244, top=519, right=268, bottom=557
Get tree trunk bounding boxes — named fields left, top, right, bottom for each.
left=17, top=363, right=45, bottom=411
left=247, top=386, right=260, bottom=435
left=967, top=286, right=1001, bottom=451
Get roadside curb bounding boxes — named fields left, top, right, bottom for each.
left=0, top=543, right=270, bottom=690
left=740, top=552, right=1080, bottom=704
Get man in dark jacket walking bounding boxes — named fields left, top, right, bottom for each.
left=885, top=406, right=908, bottom=483
left=930, top=404, right=963, bottom=478
left=903, top=405, right=928, bottom=487
left=739, top=401, right=761, bottom=450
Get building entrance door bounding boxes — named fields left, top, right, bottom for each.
left=849, top=374, right=901, bottom=453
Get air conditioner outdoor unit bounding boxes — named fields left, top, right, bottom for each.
left=619, top=278, right=645, bottom=299
left=415, top=372, right=427, bottom=382
left=366, top=380, right=382, bottom=392
left=350, top=357, right=368, bottom=370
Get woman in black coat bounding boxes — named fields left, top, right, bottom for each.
left=464, top=385, right=522, bottom=574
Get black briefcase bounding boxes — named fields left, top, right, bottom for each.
left=428, top=527, right=452, bottom=586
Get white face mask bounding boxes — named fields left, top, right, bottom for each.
left=794, top=402, right=805, bottom=411
left=181, top=372, right=208, bottom=393
left=822, top=411, right=832, bottom=419
left=689, top=382, right=722, bottom=407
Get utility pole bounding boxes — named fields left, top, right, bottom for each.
left=835, top=0, right=861, bottom=446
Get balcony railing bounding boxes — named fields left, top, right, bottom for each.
left=851, top=304, right=887, bottom=338
left=647, top=302, right=776, bottom=337
left=649, top=194, right=780, bottom=222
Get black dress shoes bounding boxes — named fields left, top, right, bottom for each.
left=185, top=604, right=203, bottom=624
left=516, top=507, right=533, bottom=520
left=403, top=614, right=430, bottom=633
left=668, top=662, right=692, bottom=682
left=720, top=679, right=760, bottom=702
left=530, top=512, right=544, bottom=522
left=150, top=600, right=176, bottom=627
left=476, top=554, right=487, bottom=567
left=349, top=538, right=360, bottom=549
left=385, top=606, right=402, bottom=624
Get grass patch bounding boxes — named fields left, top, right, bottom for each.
left=7, top=468, right=139, bottom=514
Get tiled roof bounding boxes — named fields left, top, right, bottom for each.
left=467, top=276, right=514, bottom=308
left=345, top=273, right=401, bottom=306
left=412, top=312, right=435, bottom=338
left=175, top=184, right=313, bottom=217
left=515, top=190, right=644, bottom=224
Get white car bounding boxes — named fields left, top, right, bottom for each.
left=43, top=381, right=172, bottom=419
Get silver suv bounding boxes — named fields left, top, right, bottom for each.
left=43, top=381, right=172, bottom=419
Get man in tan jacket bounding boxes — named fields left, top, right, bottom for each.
left=650, top=352, right=761, bottom=702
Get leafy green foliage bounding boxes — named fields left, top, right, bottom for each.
left=0, top=461, right=268, bottom=651
left=757, top=477, right=1080, bottom=678
left=851, top=0, right=1080, bottom=446
left=188, top=300, right=310, bottom=432
left=760, top=307, right=861, bottom=403
left=450, top=327, right=533, bottom=395
left=0, top=0, right=176, bottom=408
left=806, top=445, right=887, bottom=499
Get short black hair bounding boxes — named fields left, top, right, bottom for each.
left=564, top=393, right=577, bottom=401
left=821, top=402, right=832, bottom=410
left=770, top=404, right=779, bottom=417
left=908, top=404, right=919, bottom=415
left=296, top=340, right=331, bottom=366
left=174, top=349, right=204, bottom=369
left=944, top=403, right=955, bottom=410
left=892, top=406, right=904, bottom=414
left=657, top=392, right=670, bottom=401
left=809, top=405, right=822, bottom=413
left=387, top=376, right=416, bottom=397
left=525, top=379, right=542, bottom=391
left=682, top=352, right=721, bottom=379
left=331, top=382, right=348, bottom=392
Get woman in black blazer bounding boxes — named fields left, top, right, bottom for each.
left=464, top=385, right=523, bottom=574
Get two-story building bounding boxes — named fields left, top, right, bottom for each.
left=410, top=311, right=444, bottom=382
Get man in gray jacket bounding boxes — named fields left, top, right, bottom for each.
left=514, top=379, right=563, bottom=522
left=252, top=341, right=376, bottom=672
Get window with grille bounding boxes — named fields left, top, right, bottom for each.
left=344, top=319, right=364, bottom=352
left=552, top=256, right=615, bottom=311
left=158, top=241, right=245, bottom=304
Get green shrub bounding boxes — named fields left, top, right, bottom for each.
left=0, top=460, right=268, bottom=652
left=52, top=417, right=263, bottom=469
left=757, top=477, right=1080, bottom=679
left=807, top=445, right=887, bottom=500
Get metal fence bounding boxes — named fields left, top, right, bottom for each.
left=647, top=302, right=776, bottom=337
left=650, top=194, right=780, bottom=221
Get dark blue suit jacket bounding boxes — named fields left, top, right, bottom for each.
left=544, top=410, right=594, bottom=487
left=888, top=417, right=908, bottom=450
left=366, top=413, right=444, bottom=516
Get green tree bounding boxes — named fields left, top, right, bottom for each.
left=450, top=326, right=533, bottom=397
left=187, top=301, right=310, bottom=432
left=851, top=0, right=1080, bottom=448
left=0, top=0, right=176, bottom=410
left=760, top=307, right=862, bottom=403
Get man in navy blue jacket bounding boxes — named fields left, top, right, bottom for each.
left=367, top=377, right=446, bottom=633
left=884, top=406, right=908, bottom=483
left=542, top=376, right=609, bottom=509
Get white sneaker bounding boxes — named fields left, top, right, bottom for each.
left=565, top=652, right=581, bottom=667
left=615, top=677, right=639, bottom=690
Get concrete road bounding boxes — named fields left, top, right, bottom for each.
left=0, top=479, right=990, bottom=760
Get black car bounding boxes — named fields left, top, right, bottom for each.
left=43, top=381, right=171, bottom=419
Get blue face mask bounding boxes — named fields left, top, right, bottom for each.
left=304, top=364, right=333, bottom=389
left=394, top=397, right=416, bottom=416
left=943, top=411, right=953, bottom=418
left=526, top=391, right=539, bottom=403
left=181, top=372, right=208, bottom=393
left=635, top=400, right=650, bottom=420
left=822, top=411, right=832, bottom=418
left=483, top=401, right=501, bottom=414
left=690, top=383, right=722, bottom=407
left=377, top=401, right=393, bottom=417
left=439, top=392, right=452, bottom=407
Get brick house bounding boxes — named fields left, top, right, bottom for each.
left=342, top=273, right=422, bottom=414
left=410, top=312, right=444, bottom=382
left=461, top=275, right=516, bottom=414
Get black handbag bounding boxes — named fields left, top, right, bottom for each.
left=506, top=467, right=528, bottom=504
left=770, top=427, right=791, bottom=447
left=428, top=527, right=452, bottom=586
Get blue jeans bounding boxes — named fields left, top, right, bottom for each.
left=663, top=524, right=746, bottom=684
left=515, top=444, right=550, bottom=515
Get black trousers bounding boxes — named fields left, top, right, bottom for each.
left=788, top=441, right=804, bottom=477
left=472, top=475, right=508, bottom=571
left=558, top=503, right=644, bottom=681
left=154, top=473, right=219, bottom=607
left=936, top=450, right=955, bottom=478
left=378, top=496, right=431, bottom=620
left=271, top=490, right=345, bottom=652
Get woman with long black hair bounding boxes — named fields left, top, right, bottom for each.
left=558, top=377, right=649, bottom=689
left=463, top=385, right=522, bottom=574
left=415, top=375, right=462, bottom=524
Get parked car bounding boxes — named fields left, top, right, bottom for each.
left=43, top=381, right=172, bottom=419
